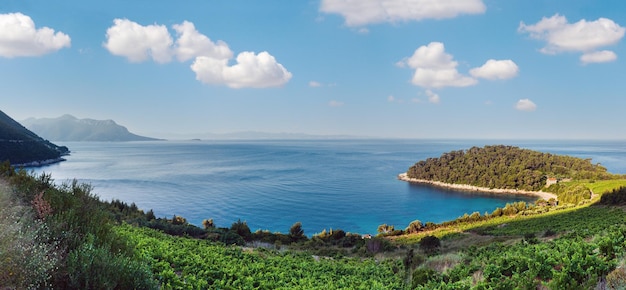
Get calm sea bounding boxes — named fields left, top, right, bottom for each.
left=31, top=139, right=626, bottom=235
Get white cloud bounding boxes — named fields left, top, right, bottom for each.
left=519, top=14, right=624, bottom=63
left=470, top=59, right=519, bottom=80
left=104, top=19, right=291, bottom=88
left=387, top=95, right=396, bottom=102
left=320, top=0, right=486, bottom=27
left=425, top=90, right=440, bottom=104
left=401, top=42, right=477, bottom=88
left=191, top=51, right=292, bottom=89
left=104, top=19, right=173, bottom=63
left=580, top=50, right=617, bottom=64
left=309, top=81, right=322, bottom=87
left=515, top=99, right=537, bottom=112
left=172, top=21, right=233, bottom=62
left=0, top=12, right=71, bottom=58
left=328, top=100, right=344, bottom=107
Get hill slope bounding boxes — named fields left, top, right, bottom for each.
left=0, top=110, right=69, bottom=165
left=22, top=114, right=161, bottom=141
left=407, top=145, right=611, bottom=191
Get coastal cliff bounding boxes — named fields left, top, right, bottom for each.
left=0, top=110, right=69, bottom=166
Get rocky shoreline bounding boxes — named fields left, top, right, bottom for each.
left=13, top=157, right=66, bottom=168
left=398, top=173, right=558, bottom=201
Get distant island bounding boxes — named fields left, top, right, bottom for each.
left=0, top=110, right=68, bottom=166
left=401, top=145, right=615, bottom=200
left=22, top=114, right=161, bottom=142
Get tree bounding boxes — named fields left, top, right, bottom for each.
left=288, top=222, right=305, bottom=243
left=405, top=220, right=423, bottom=234
left=202, top=218, right=214, bottom=230
left=145, top=209, right=155, bottom=221
left=419, top=235, right=441, bottom=254
left=230, top=219, right=252, bottom=241
left=377, top=224, right=395, bottom=235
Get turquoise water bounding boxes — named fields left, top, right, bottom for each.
left=31, top=139, right=626, bottom=235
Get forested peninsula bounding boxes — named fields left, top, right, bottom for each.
left=403, top=145, right=614, bottom=196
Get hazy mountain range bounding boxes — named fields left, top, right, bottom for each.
left=0, top=110, right=68, bottom=165
left=22, top=115, right=161, bottom=142
left=155, top=131, right=368, bottom=140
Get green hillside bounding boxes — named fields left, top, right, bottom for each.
left=407, top=145, right=612, bottom=191
left=0, top=110, right=68, bottom=165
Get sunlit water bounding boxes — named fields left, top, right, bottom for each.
left=31, top=139, right=626, bottom=235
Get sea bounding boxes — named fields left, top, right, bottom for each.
left=30, top=139, right=626, bottom=235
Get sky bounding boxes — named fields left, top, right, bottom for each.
left=1, top=0, right=625, bottom=139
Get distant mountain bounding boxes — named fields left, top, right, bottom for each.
left=155, top=131, right=369, bottom=140
left=0, top=110, right=69, bottom=166
left=22, top=115, right=161, bottom=142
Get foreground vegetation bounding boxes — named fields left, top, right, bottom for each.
left=3, top=156, right=626, bottom=289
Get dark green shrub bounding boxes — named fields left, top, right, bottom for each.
left=66, top=235, right=156, bottom=289
left=288, top=222, right=306, bottom=243
left=230, top=219, right=252, bottom=242
left=419, top=235, right=441, bottom=254
left=411, top=267, right=438, bottom=288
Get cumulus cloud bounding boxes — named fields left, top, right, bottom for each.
left=387, top=95, right=396, bottom=102
left=104, top=19, right=173, bottom=63
left=0, top=12, right=71, bottom=58
left=320, top=0, right=486, bottom=27
left=191, top=51, right=292, bottom=88
left=104, top=19, right=291, bottom=88
left=401, top=42, right=477, bottom=88
left=470, top=59, right=519, bottom=80
left=515, top=99, right=537, bottom=112
left=172, top=21, right=233, bottom=62
left=425, top=90, right=440, bottom=104
left=580, top=50, right=617, bottom=64
left=519, top=14, right=624, bottom=63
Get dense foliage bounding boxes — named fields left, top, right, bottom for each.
left=0, top=162, right=156, bottom=289
left=407, top=145, right=611, bottom=191
left=412, top=208, right=626, bottom=289
left=600, top=186, right=626, bottom=205
left=117, top=225, right=405, bottom=289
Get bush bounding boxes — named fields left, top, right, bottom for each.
left=419, top=235, right=441, bottom=254
left=230, top=219, right=252, bottom=242
left=0, top=185, right=58, bottom=289
left=411, top=267, right=439, bottom=288
left=66, top=235, right=156, bottom=289
left=289, top=222, right=306, bottom=243
left=406, top=220, right=423, bottom=234
left=606, top=266, right=626, bottom=289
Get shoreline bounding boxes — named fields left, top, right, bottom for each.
left=14, top=157, right=66, bottom=168
left=398, top=173, right=558, bottom=201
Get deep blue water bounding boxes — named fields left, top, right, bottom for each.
left=31, top=139, right=626, bottom=235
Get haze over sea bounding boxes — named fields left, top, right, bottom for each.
left=32, top=139, right=626, bottom=235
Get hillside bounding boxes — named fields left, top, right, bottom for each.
left=0, top=110, right=68, bottom=165
left=22, top=114, right=161, bottom=142
left=406, top=145, right=612, bottom=191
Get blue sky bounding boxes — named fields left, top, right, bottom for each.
left=1, top=0, right=625, bottom=139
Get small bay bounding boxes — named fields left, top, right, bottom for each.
left=31, top=139, right=626, bottom=235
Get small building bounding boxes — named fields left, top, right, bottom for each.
left=546, top=177, right=558, bottom=187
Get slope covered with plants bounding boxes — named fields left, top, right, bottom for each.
left=0, top=110, right=69, bottom=165
left=406, top=145, right=612, bottom=191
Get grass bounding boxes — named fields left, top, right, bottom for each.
left=391, top=179, right=626, bottom=245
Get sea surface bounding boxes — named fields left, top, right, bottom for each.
left=31, top=139, right=626, bottom=235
